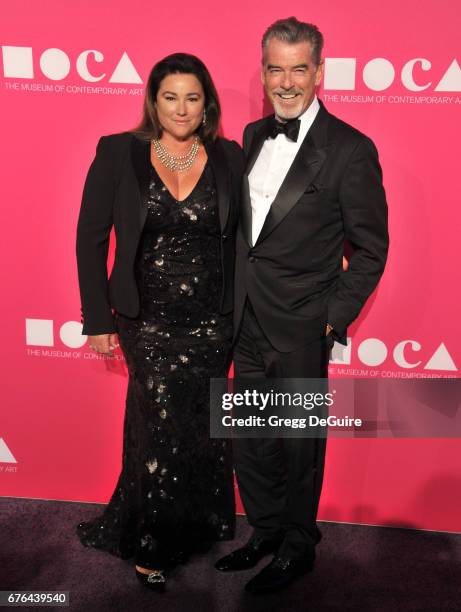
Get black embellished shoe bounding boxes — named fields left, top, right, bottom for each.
left=214, top=536, right=281, bottom=572
left=135, top=567, right=167, bottom=592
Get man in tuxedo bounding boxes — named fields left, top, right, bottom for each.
left=215, top=17, right=389, bottom=593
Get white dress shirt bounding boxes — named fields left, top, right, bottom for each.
left=248, top=95, right=320, bottom=245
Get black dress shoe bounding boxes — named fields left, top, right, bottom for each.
left=135, top=567, right=167, bottom=592
left=214, top=537, right=280, bottom=572
left=244, top=555, right=314, bottom=593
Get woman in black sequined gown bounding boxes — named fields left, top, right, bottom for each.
left=75, top=54, right=244, bottom=588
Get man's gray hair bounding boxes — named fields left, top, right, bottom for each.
left=262, top=17, right=324, bottom=66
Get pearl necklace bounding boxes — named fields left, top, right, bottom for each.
left=152, top=136, right=200, bottom=172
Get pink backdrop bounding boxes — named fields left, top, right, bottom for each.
left=1, top=0, right=460, bottom=532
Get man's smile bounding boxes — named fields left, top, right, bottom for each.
left=276, top=92, right=301, bottom=99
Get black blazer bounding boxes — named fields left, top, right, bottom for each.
left=234, top=100, right=389, bottom=351
left=76, top=132, right=244, bottom=336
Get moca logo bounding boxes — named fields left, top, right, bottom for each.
left=0, top=438, right=17, bottom=463
left=25, top=319, right=457, bottom=372
left=324, top=58, right=461, bottom=92
left=26, top=318, right=87, bottom=349
left=1, top=46, right=142, bottom=83
left=331, top=338, right=457, bottom=371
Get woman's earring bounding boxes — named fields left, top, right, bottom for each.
left=202, top=109, right=207, bottom=125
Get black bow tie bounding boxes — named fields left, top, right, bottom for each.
left=268, top=117, right=301, bottom=142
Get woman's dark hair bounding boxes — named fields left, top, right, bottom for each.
left=133, top=53, right=221, bottom=142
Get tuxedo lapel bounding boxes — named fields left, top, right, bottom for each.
left=241, top=178, right=253, bottom=247
left=205, top=139, right=230, bottom=232
left=254, top=104, right=330, bottom=246
left=130, top=134, right=151, bottom=230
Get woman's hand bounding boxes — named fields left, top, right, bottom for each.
left=88, top=333, right=119, bottom=355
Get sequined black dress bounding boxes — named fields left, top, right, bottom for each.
left=76, top=161, right=235, bottom=569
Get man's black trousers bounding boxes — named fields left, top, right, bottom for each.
left=233, top=299, right=333, bottom=560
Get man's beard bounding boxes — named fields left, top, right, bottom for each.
left=271, top=94, right=304, bottom=120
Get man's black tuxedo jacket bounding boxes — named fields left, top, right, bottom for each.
left=76, top=132, right=244, bottom=336
left=234, top=100, right=389, bottom=351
